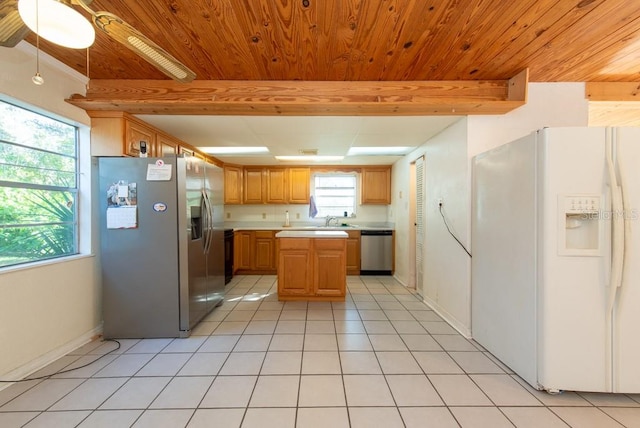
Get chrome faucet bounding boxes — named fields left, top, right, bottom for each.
left=325, top=216, right=338, bottom=227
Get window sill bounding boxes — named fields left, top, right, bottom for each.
left=0, top=253, right=96, bottom=275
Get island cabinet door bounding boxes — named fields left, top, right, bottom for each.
left=278, top=239, right=312, bottom=296
left=313, top=239, right=346, bottom=297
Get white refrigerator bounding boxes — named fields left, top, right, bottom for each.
left=472, top=127, right=640, bottom=393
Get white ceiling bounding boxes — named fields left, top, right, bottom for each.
left=136, top=115, right=462, bottom=165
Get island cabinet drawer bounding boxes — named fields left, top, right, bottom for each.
left=314, top=239, right=346, bottom=251
left=278, top=238, right=311, bottom=250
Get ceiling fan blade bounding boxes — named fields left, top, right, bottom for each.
left=91, top=11, right=196, bottom=83
left=0, top=0, right=29, bottom=47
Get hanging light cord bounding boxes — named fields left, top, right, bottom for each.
left=86, top=46, right=90, bottom=88
left=35, top=0, right=40, bottom=70
left=32, top=0, right=44, bottom=85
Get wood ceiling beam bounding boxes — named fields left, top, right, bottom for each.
left=586, top=82, right=640, bottom=126
left=67, top=69, right=528, bottom=116
left=586, top=82, right=640, bottom=101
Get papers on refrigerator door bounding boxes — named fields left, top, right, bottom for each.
left=106, top=180, right=138, bottom=229
left=146, top=160, right=172, bottom=181
left=106, top=206, right=138, bottom=229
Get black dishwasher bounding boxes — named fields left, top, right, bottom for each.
left=224, top=229, right=234, bottom=284
left=360, top=230, right=393, bottom=275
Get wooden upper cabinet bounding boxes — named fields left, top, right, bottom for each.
left=361, top=166, right=391, bottom=204
left=88, top=112, right=221, bottom=165
left=156, top=133, right=179, bottom=156
left=244, top=167, right=265, bottom=204
left=179, top=146, right=195, bottom=157
left=125, top=120, right=155, bottom=157
left=266, top=168, right=288, bottom=204
left=238, top=166, right=310, bottom=204
left=224, top=165, right=243, bottom=205
left=289, top=167, right=310, bottom=204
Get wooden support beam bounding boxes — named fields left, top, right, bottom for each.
left=586, top=82, right=640, bottom=101
left=586, top=82, right=640, bottom=126
left=67, top=71, right=528, bottom=116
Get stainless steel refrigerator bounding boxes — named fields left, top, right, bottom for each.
left=97, top=155, right=224, bottom=338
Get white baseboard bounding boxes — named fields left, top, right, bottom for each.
left=0, top=324, right=103, bottom=391
left=392, top=274, right=408, bottom=288
left=422, top=295, right=472, bottom=338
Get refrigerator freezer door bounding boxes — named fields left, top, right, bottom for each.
left=472, top=133, right=539, bottom=387
left=612, top=127, right=640, bottom=392
left=100, top=157, right=181, bottom=338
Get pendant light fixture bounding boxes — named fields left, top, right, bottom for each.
left=18, top=0, right=95, bottom=49
left=32, top=36, right=44, bottom=85
left=31, top=0, right=44, bottom=85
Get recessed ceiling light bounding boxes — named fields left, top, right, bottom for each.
left=275, top=155, right=344, bottom=162
left=347, top=146, right=414, bottom=156
left=198, top=146, right=270, bottom=154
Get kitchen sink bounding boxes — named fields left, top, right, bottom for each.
left=300, top=224, right=357, bottom=229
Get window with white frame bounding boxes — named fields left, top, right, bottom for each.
left=312, top=173, right=357, bottom=218
left=0, top=100, right=79, bottom=268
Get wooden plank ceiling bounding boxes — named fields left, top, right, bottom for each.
left=17, top=0, right=640, bottom=115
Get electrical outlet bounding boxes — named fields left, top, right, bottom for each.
left=296, top=213, right=300, bottom=219
left=262, top=213, right=266, bottom=219
left=438, top=198, right=443, bottom=206
left=226, top=212, right=231, bottom=219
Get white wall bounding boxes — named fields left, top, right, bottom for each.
left=468, top=82, right=589, bottom=157
left=392, top=119, right=472, bottom=334
left=392, top=82, right=590, bottom=337
left=0, top=43, right=101, bottom=379
left=225, top=203, right=388, bottom=225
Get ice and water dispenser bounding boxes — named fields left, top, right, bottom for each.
left=558, top=194, right=603, bottom=256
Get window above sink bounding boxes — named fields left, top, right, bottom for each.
left=312, top=173, right=357, bottom=218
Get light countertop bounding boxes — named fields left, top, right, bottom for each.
left=275, top=230, right=349, bottom=238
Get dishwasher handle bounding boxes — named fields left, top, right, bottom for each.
left=360, top=229, right=393, bottom=236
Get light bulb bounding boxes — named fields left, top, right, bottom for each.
left=32, top=72, right=44, bottom=85
left=18, top=0, right=95, bottom=49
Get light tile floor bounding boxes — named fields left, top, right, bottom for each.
left=1, top=275, right=640, bottom=427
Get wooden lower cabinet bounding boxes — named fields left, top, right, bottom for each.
left=277, top=237, right=346, bottom=301
left=345, top=230, right=361, bottom=275
left=277, top=238, right=312, bottom=296
left=314, top=239, right=347, bottom=297
left=234, top=231, right=252, bottom=271
left=234, top=230, right=276, bottom=274
left=254, top=231, right=275, bottom=271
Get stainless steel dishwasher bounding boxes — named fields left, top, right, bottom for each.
left=360, top=229, right=393, bottom=275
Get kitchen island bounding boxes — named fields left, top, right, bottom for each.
left=275, top=230, right=348, bottom=301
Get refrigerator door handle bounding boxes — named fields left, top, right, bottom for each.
left=200, top=190, right=210, bottom=253
left=606, top=130, right=625, bottom=300
left=202, top=190, right=214, bottom=254
left=605, top=128, right=626, bottom=391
